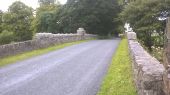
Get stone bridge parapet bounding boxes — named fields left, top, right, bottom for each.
left=127, top=32, right=165, bottom=95
left=0, top=33, right=96, bottom=58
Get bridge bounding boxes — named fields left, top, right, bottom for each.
left=0, top=33, right=120, bottom=95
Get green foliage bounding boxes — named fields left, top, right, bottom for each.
left=0, top=30, right=14, bottom=45
left=8, top=1, right=33, bottom=41
left=97, top=39, right=137, bottom=95
left=120, top=0, right=170, bottom=50
left=33, top=3, right=61, bottom=33
left=151, top=46, right=163, bottom=62
left=39, top=0, right=56, bottom=5
left=36, top=4, right=59, bottom=16
left=1, top=1, right=34, bottom=43
left=33, top=0, right=122, bottom=36
left=0, top=10, right=3, bottom=33
left=57, top=0, right=121, bottom=36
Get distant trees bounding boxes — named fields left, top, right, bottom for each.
left=0, top=0, right=122, bottom=45
left=32, top=2, right=61, bottom=33
left=0, top=10, right=3, bottom=33
left=38, top=0, right=56, bottom=5
left=8, top=1, right=33, bottom=41
left=34, top=0, right=121, bottom=36
left=0, top=1, right=33, bottom=44
left=56, top=0, right=121, bottom=36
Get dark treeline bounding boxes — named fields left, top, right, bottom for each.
left=0, top=0, right=122, bottom=45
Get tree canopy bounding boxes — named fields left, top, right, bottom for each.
left=33, top=0, right=121, bottom=36
left=1, top=1, right=33, bottom=42
left=56, top=0, right=120, bottom=36
left=32, top=2, right=61, bottom=33
left=121, top=0, right=170, bottom=50
left=0, top=10, right=3, bottom=33
left=39, top=0, right=56, bottom=5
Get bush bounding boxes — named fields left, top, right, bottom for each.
left=151, top=46, right=163, bottom=62
left=0, top=30, right=14, bottom=45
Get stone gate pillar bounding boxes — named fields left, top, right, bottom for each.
left=163, top=17, right=170, bottom=95
left=77, top=28, right=86, bottom=40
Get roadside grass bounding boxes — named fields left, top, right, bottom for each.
left=0, top=40, right=89, bottom=67
left=97, top=39, right=137, bottom=95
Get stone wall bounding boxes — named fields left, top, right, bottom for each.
left=127, top=32, right=165, bottom=95
left=0, top=33, right=96, bottom=58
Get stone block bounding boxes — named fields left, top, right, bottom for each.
left=77, top=28, right=86, bottom=35
left=127, top=32, right=137, bottom=40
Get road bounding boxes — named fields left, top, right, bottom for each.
left=0, top=39, right=120, bottom=95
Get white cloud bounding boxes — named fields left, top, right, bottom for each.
left=0, top=0, right=67, bottom=12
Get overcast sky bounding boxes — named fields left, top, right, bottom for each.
left=0, top=0, right=67, bottom=12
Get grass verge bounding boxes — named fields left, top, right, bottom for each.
left=97, top=39, right=137, bottom=95
left=0, top=40, right=89, bottom=67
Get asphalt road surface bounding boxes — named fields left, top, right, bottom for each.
left=0, top=39, right=120, bottom=95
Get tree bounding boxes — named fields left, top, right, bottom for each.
left=0, top=10, right=3, bottom=33
left=57, top=0, right=121, bottom=36
left=38, top=0, right=56, bottom=6
left=0, top=30, right=14, bottom=45
left=3, top=1, right=34, bottom=41
left=120, top=0, right=170, bottom=50
left=1, top=13, right=16, bottom=33
left=33, top=2, right=61, bottom=33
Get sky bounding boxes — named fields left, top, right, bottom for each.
left=0, top=0, right=67, bottom=12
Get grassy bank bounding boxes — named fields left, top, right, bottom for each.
left=97, top=39, right=137, bottom=95
left=0, top=40, right=89, bottom=67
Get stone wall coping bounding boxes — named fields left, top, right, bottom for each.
left=129, top=40, right=164, bottom=76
